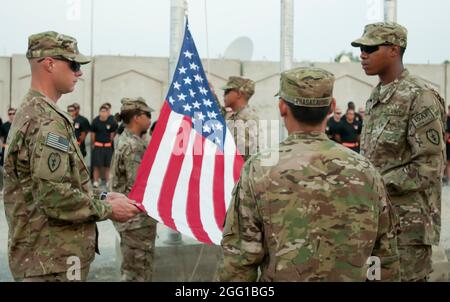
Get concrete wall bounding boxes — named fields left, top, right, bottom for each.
left=0, top=57, right=10, bottom=122
left=3, top=56, right=449, bottom=123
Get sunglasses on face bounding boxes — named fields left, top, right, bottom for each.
left=37, top=57, right=81, bottom=72
left=8, top=112, right=15, bottom=116
left=224, top=89, right=235, bottom=95
left=140, top=112, right=152, bottom=118
left=360, top=44, right=393, bottom=54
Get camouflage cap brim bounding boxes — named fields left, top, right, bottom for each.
left=351, top=37, right=386, bottom=47
left=62, top=53, right=91, bottom=64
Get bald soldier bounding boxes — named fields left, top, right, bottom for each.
left=3, top=31, right=139, bottom=282
left=216, top=67, right=400, bottom=282
left=221, top=76, right=259, bottom=161
left=352, top=23, right=446, bottom=281
left=109, top=97, right=158, bottom=282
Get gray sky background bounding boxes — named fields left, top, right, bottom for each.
left=0, top=0, right=449, bottom=64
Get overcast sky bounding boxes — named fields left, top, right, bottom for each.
left=0, top=0, right=449, bottom=64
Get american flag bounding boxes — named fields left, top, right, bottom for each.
left=128, top=20, right=244, bottom=245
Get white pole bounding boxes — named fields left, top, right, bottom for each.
left=90, top=0, right=94, bottom=57
left=384, top=0, right=397, bottom=23
left=166, top=0, right=187, bottom=245
left=169, top=0, right=187, bottom=82
left=279, top=0, right=294, bottom=141
left=280, top=0, right=294, bottom=72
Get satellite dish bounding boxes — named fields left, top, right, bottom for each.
left=223, top=37, right=254, bottom=61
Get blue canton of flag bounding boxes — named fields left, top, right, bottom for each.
left=166, top=20, right=226, bottom=150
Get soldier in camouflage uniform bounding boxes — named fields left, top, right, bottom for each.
left=3, top=31, right=139, bottom=282
left=216, top=67, right=400, bottom=282
left=220, top=76, right=259, bottom=161
left=109, top=97, right=158, bottom=282
left=352, top=23, right=446, bottom=281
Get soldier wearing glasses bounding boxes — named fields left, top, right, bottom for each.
left=352, top=23, right=446, bottom=281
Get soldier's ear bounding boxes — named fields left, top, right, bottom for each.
left=278, top=99, right=288, bottom=117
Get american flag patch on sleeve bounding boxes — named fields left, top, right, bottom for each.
left=46, top=132, right=70, bottom=153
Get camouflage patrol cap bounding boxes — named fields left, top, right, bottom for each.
left=221, top=76, right=255, bottom=98
left=26, top=31, right=90, bottom=64
left=276, top=67, right=335, bottom=107
left=120, top=97, right=154, bottom=113
left=351, top=22, right=408, bottom=48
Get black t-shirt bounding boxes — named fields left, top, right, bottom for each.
left=73, top=114, right=90, bottom=154
left=0, top=121, right=11, bottom=143
left=91, top=116, right=118, bottom=143
left=338, top=119, right=361, bottom=143
left=326, top=117, right=341, bottom=142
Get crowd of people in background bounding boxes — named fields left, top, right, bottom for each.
left=326, top=101, right=364, bottom=153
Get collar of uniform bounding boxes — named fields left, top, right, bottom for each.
left=230, top=104, right=250, bottom=119
left=287, top=131, right=329, bottom=141
left=374, top=69, right=410, bottom=104
left=123, top=127, right=142, bottom=140
left=28, top=89, right=75, bottom=127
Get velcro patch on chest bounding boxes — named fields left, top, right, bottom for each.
left=46, top=132, right=70, bottom=153
left=411, top=108, right=436, bottom=129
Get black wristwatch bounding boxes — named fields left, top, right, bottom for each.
left=100, top=191, right=108, bottom=201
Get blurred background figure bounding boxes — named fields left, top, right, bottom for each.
left=91, top=104, right=118, bottom=188
left=337, top=108, right=361, bottom=153
left=68, top=102, right=91, bottom=158
left=326, top=106, right=342, bottom=142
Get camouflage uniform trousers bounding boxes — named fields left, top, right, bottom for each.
left=21, top=266, right=90, bottom=282
left=398, top=245, right=432, bottom=282
left=119, top=225, right=157, bottom=282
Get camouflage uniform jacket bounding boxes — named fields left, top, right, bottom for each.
left=217, top=132, right=400, bottom=282
left=226, top=105, right=259, bottom=161
left=109, top=128, right=155, bottom=232
left=361, top=69, right=446, bottom=246
left=3, top=90, right=112, bottom=279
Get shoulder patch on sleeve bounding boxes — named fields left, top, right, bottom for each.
left=46, top=132, right=70, bottom=153
left=411, top=108, right=436, bottom=129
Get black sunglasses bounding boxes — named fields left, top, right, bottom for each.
left=37, top=56, right=81, bottom=72
left=8, top=112, right=16, bottom=116
left=360, top=44, right=393, bottom=54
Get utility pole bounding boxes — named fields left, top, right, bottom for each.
left=384, top=0, right=397, bottom=23
left=166, top=0, right=188, bottom=245
left=279, top=0, right=294, bottom=141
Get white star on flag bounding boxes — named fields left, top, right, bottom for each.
left=190, top=62, right=199, bottom=70
left=199, top=87, right=208, bottom=95
left=173, top=82, right=181, bottom=90
left=203, top=99, right=212, bottom=107
left=178, top=93, right=186, bottom=101
left=183, top=104, right=192, bottom=112
left=192, top=100, right=201, bottom=109
left=194, top=74, right=203, bottom=83
left=189, top=89, right=196, bottom=98
left=184, top=77, right=192, bottom=85
left=183, top=50, right=193, bottom=59
left=178, top=66, right=187, bottom=74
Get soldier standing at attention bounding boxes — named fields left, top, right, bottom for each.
left=216, top=67, right=400, bottom=282
left=109, top=97, right=157, bottom=282
left=221, top=76, right=259, bottom=161
left=3, top=31, right=139, bottom=282
left=352, top=22, right=446, bottom=281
